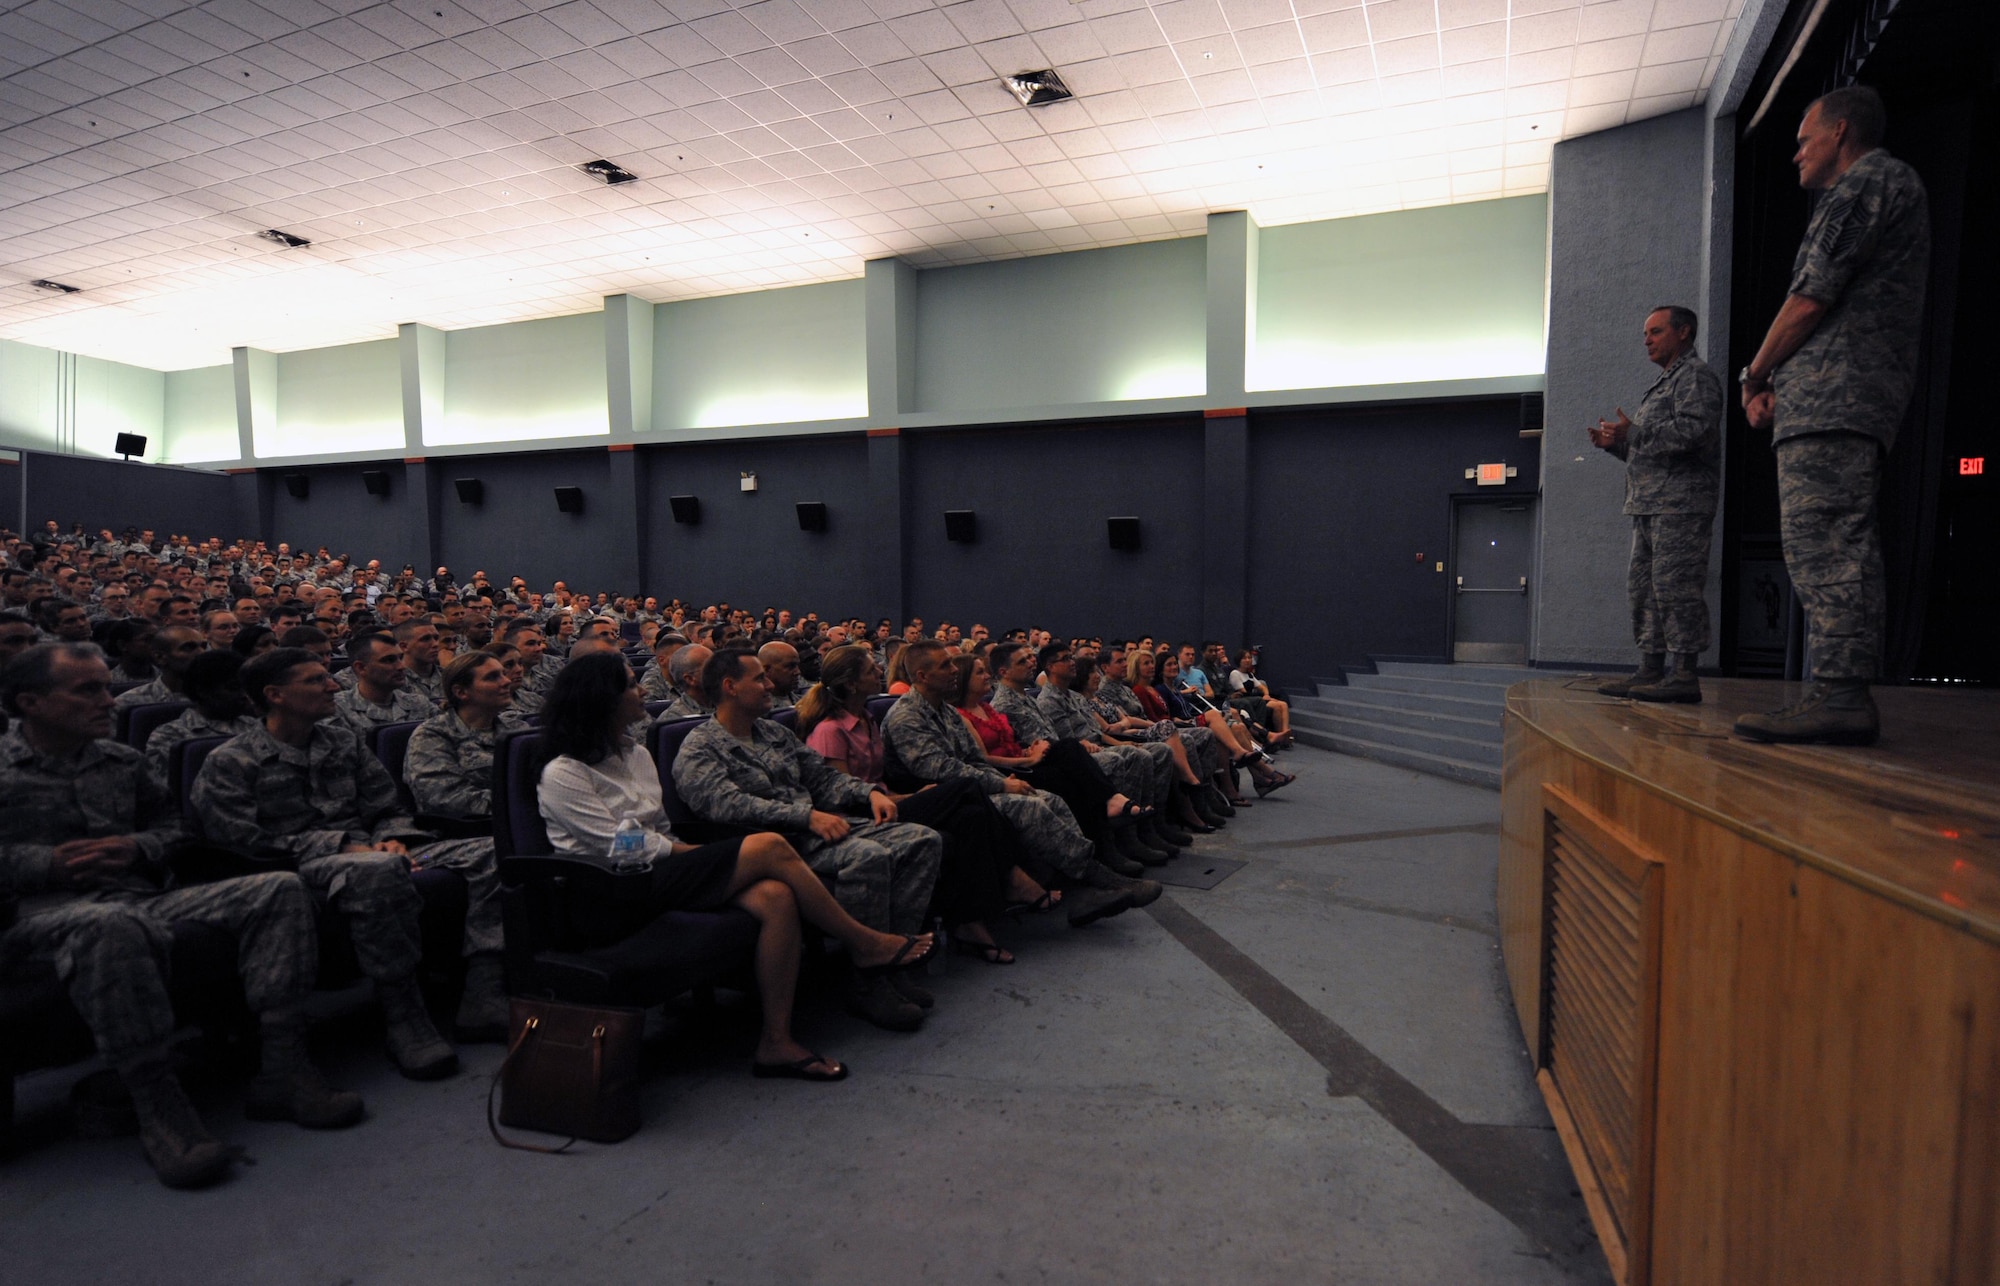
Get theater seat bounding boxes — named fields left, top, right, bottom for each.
left=770, top=707, right=798, bottom=733
left=866, top=695, right=897, bottom=722
left=370, top=721, right=489, bottom=839
left=488, top=727, right=756, bottom=1007
left=173, top=734, right=467, bottom=995
left=645, top=716, right=743, bottom=845
left=116, top=700, right=188, bottom=749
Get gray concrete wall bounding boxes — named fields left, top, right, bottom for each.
left=1537, top=108, right=1715, bottom=667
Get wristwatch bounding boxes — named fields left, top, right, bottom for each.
left=1739, top=364, right=1769, bottom=389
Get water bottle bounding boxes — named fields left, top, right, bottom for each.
left=608, top=817, right=651, bottom=873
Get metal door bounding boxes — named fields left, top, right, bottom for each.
left=1452, top=498, right=1534, bottom=663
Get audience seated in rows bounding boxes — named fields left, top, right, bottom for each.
left=0, top=520, right=1300, bottom=1187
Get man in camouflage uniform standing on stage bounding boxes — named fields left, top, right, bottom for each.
left=1590, top=305, right=1725, bottom=703
left=1738, top=85, right=1929, bottom=744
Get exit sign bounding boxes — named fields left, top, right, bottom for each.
left=1962, top=457, right=1986, bottom=476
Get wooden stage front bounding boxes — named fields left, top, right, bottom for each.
left=1498, top=678, right=1999, bottom=1286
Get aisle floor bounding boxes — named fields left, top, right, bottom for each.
left=2, top=746, right=1611, bottom=1285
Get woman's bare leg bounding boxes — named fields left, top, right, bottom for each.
left=1162, top=730, right=1202, bottom=784
left=731, top=878, right=822, bottom=1067
left=724, top=832, right=931, bottom=969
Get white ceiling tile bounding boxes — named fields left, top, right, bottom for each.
left=1641, top=22, right=1719, bottom=65
left=1632, top=57, right=1704, bottom=96
left=1576, top=0, right=1650, bottom=43
left=0, top=0, right=1742, bottom=369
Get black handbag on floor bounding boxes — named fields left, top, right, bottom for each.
left=487, top=997, right=644, bottom=1151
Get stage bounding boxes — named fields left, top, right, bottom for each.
left=1498, top=678, right=1999, bottom=1286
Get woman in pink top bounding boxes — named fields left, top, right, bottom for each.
left=798, top=645, right=1053, bottom=962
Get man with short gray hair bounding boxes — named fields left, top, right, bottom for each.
left=654, top=642, right=713, bottom=722
left=1737, top=84, right=1929, bottom=744
left=1590, top=304, right=1724, bottom=703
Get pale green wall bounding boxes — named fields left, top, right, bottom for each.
left=162, top=365, right=239, bottom=463
left=435, top=311, right=608, bottom=446
left=0, top=338, right=167, bottom=459
left=653, top=280, right=866, bottom=431
left=913, top=239, right=1208, bottom=413
left=0, top=340, right=60, bottom=452
left=75, top=358, right=165, bottom=458
left=1252, top=196, right=1548, bottom=391
left=262, top=339, right=402, bottom=458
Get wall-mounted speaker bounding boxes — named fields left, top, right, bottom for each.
left=796, top=501, right=827, bottom=533
left=361, top=469, right=390, bottom=496
left=454, top=478, right=483, bottom=505
left=1107, top=516, right=1141, bottom=551
left=283, top=474, right=310, bottom=500
left=1520, top=392, right=1545, bottom=434
left=554, top=486, right=584, bottom=514
left=114, top=433, right=147, bottom=459
left=944, top=510, right=976, bottom=543
left=669, top=494, right=701, bottom=524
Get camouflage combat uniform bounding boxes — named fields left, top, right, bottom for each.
left=1614, top=352, right=1724, bottom=655
left=144, top=708, right=258, bottom=780
left=1771, top=148, right=1930, bottom=679
left=112, top=676, right=178, bottom=710
left=0, top=730, right=315, bottom=1062
left=637, top=660, right=674, bottom=701
left=998, top=680, right=1171, bottom=809
left=330, top=683, right=436, bottom=737
left=673, top=718, right=940, bottom=934
left=192, top=722, right=503, bottom=977
left=403, top=708, right=526, bottom=817
left=1076, top=676, right=1185, bottom=803
left=653, top=692, right=708, bottom=723
left=880, top=691, right=1098, bottom=879
left=401, top=664, right=446, bottom=707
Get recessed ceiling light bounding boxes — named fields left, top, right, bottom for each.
left=1003, top=70, right=1074, bottom=107
left=580, top=159, right=639, bottom=185
left=258, top=229, right=310, bottom=248
left=31, top=278, right=81, bottom=294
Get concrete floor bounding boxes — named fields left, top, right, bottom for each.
left=2, top=746, right=1611, bottom=1285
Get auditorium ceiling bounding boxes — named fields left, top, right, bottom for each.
left=0, top=0, right=1743, bottom=370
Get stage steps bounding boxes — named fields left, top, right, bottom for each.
left=1285, top=661, right=1569, bottom=790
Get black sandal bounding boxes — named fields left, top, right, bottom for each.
left=752, top=1053, right=848, bottom=1082
left=1006, top=889, right=1062, bottom=916
left=857, top=933, right=937, bottom=976
left=953, top=936, right=1015, bottom=965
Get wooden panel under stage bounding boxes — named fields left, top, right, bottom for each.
left=1498, top=678, right=2000, bottom=1286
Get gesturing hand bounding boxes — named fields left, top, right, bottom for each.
left=1587, top=409, right=1631, bottom=451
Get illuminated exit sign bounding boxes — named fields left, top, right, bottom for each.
left=1962, top=457, right=1986, bottom=476
left=1464, top=463, right=1518, bottom=486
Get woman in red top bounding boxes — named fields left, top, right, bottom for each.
left=796, top=645, right=1050, bottom=962
left=949, top=654, right=1169, bottom=872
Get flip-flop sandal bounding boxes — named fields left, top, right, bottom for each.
left=1005, top=889, right=1062, bottom=916
left=858, top=933, right=937, bottom=976
left=752, top=1053, right=848, bottom=1082
left=953, top=937, right=1015, bottom=965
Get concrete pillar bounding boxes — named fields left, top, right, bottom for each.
left=865, top=258, right=918, bottom=423
left=866, top=429, right=904, bottom=623
left=1205, top=211, right=1258, bottom=407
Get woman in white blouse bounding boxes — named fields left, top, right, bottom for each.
left=536, top=652, right=933, bottom=1082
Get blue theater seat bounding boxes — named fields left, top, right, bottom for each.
left=490, top=727, right=756, bottom=1007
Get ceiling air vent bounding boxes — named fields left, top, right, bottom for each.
left=31, top=279, right=81, bottom=293
left=1003, top=70, right=1073, bottom=107
left=258, top=229, right=310, bottom=248
left=580, top=159, right=639, bottom=185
